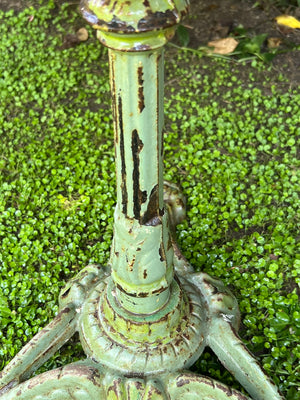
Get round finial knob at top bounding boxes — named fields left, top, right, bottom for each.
left=80, top=0, right=189, bottom=34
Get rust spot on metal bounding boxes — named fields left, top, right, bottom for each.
left=137, top=66, right=145, bottom=113
left=94, top=14, right=135, bottom=33
left=86, top=373, right=102, bottom=387
left=81, top=1, right=189, bottom=34
left=203, top=278, right=219, bottom=295
left=141, top=185, right=160, bottom=225
left=135, top=381, right=144, bottom=390
left=118, top=95, right=128, bottom=215
left=216, top=294, right=225, bottom=302
left=81, top=6, right=100, bottom=26
left=236, top=392, right=251, bottom=400
left=111, top=0, right=118, bottom=13
left=107, top=377, right=123, bottom=397
left=111, top=61, right=118, bottom=145
left=128, top=255, right=135, bottom=272
left=141, top=190, right=147, bottom=203
left=176, top=377, right=191, bottom=387
left=132, top=129, right=144, bottom=220
left=156, top=57, right=161, bottom=209
left=216, top=382, right=233, bottom=396
left=157, top=54, right=164, bottom=165
left=134, top=43, right=151, bottom=51
left=61, top=288, right=70, bottom=298
left=145, top=215, right=161, bottom=226
left=138, top=10, right=179, bottom=31
left=159, top=243, right=166, bottom=262
left=61, top=307, right=71, bottom=314
left=116, top=283, right=168, bottom=298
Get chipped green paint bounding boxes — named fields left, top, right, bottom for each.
left=108, top=48, right=174, bottom=313
left=80, top=0, right=188, bottom=50
left=80, top=0, right=189, bottom=33
left=0, top=1, right=285, bottom=399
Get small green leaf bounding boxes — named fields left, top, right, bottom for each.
left=176, top=25, right=190, bottom=47
left=0, top=295, right=11, bottom=318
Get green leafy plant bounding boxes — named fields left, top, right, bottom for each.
left=0, top=2, right=299, bottom=398
left=233, top=30, right=276, bottom=62
left=176, top=24, right=190, bottom=47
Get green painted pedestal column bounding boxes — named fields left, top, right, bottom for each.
left=0, top=1, right=285, bottom=399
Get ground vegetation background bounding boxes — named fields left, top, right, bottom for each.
left=0, top=0, right=299, bottom=399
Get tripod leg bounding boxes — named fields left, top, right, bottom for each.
left=0, top=361, right=103, bottom=399
left=0, top=265, right=106, bottom=393
left=191, top=272, right=284, bottom=400
left=208, top=319, right=284, bottom=400
left=165, top=372, right=250, bottom=399
left=0, top=306, right=77, bottom=394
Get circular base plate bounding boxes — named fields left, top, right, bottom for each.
left=78, top=275, right=207, bottom=376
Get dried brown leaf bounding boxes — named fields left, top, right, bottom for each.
left=207, top=37, right=238, bottom=55
left=76, top=27, right=89, bottom=42
left=267, top=37, right=282, bottom=49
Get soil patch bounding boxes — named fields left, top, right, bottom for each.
left=184, top=0, right=300, bottom=85
left=1, top=0, right=299, bottom=83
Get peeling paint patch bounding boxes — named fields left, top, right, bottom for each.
left=131, top=129, right=144, bottom=220
left=138, top=10, right=179, bottom=31
left=118, top=95, right=128, bottom=215
left=159, top=243, right=166, bottom=262
left=141, top=185, right=160, bottom=225
left=134, top=43, right=151, bottom=51
left=137, top=65, right=145, bottom=113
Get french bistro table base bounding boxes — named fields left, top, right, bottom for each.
left=0, top=1, right=284, bottom=399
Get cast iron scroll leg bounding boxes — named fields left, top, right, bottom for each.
left=208, top=320, right=285, bottom=400
left=0, top=361, right=104, bottom=399
left=0, top=264, right=105, bottom=394
left=164, top=372, right=250, bottom=399
left=0, top=306, right=78, bottom=395
left=192, top=273, right=285, bottom=400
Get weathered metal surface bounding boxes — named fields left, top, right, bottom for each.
left=80, top=0, right=189, bottom=50
left=78, top=274, right=207, bottom=375
left=105, top=375, right=168, bottom=399
left=58, top=263, right=107, bottom=309
left=1, top=367, right=254, bottom=400
left=0, top=307, right=78, bottom=394
left=0, top=362, right=104, bottom=400
left=0, top=0, right=285, bottom=399
left=108, top=48, right=174, bottom=313
left=163, top=181, right=186, bottom=231
left=190, top=272, right=285, bottom=400
left=80, top=0, right=189, bottom=33
left=165, top=372, right=251, bottom=399
left=0, top=264, right=107, bottom=395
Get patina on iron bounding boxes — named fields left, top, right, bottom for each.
left=0, top=1, right=285, bottom=399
